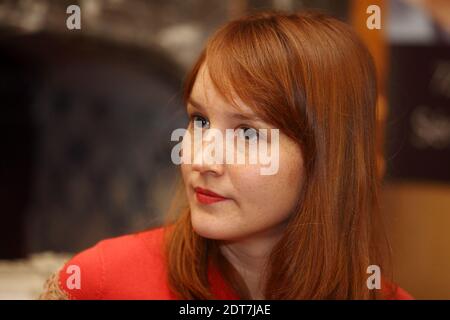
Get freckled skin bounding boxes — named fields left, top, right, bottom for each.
left=181, top=64, right=305, bottom=242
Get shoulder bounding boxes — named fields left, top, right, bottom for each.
left=382, top=280, right=414, bottom=300
left=389, top=285, right=414, bottom=300
left=56, top=226, right=174, bottom=299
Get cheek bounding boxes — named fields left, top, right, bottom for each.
left=180, top=163, right=191, bottom=186
left=278, top=144, right=304, bottom=209
left=231, top=144, right=304, bottom=217
left=231, top=166, right=266, bottom=203
left=280, top=142, right=304, bottom=193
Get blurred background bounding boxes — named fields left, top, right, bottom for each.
left=0, top=0, right=448, bottom=299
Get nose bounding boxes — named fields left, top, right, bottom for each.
left=190, top=129, right=226, bottom=176
left=191, top=158, right=225, bottom=176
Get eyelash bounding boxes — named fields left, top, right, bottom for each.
left=190, top=114, right=209, bottom=129
left=188, top=113, right=260, bottom=141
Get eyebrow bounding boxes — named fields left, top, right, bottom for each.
left=187, top=97, right=265, bottom=123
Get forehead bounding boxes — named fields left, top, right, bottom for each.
left=190, top=63, right=251, bottom=115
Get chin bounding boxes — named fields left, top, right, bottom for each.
left=190, top=210, right=240, bottom=241
left=191, top=213, right=253, bottom=241
left=191, top=213, right=225, bottom=240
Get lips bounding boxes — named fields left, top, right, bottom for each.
left=194, top=187, right=229, bottom=205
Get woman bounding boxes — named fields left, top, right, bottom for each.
left=39, top=10, right=412, bottom=300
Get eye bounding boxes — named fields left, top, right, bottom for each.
left=237, top=127, right=259, bottom=141
left=190, top=114, right=209, bottom=129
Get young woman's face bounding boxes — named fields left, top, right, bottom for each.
left=180, top=64, right=305, bottom=241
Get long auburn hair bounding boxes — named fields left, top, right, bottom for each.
left=163, top=10, right=394, bottom=299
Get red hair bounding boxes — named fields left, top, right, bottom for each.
left=163, top=10, right=394, bottom=299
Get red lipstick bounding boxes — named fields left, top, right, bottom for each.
left=194, top=187, right=229, bottom=205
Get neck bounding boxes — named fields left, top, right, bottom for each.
left=218, top=221, right=288, bottom=299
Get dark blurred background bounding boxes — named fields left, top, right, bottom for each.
left=0, top=0, right=448, bottom=299
left=0, top=0, right=349, bottom=258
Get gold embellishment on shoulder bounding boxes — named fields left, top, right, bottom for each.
left=38, top=269, right=69, bottom=300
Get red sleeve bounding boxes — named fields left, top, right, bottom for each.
left=58, top=240, right=105, bottom=300
left=56, top=229, right=171, bottom=300
left=392, top=286, right=414, bottom=300
left=381, top=278, right=414, bottom=300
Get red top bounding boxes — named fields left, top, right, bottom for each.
left=58, top=227, right=413, bottom=300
